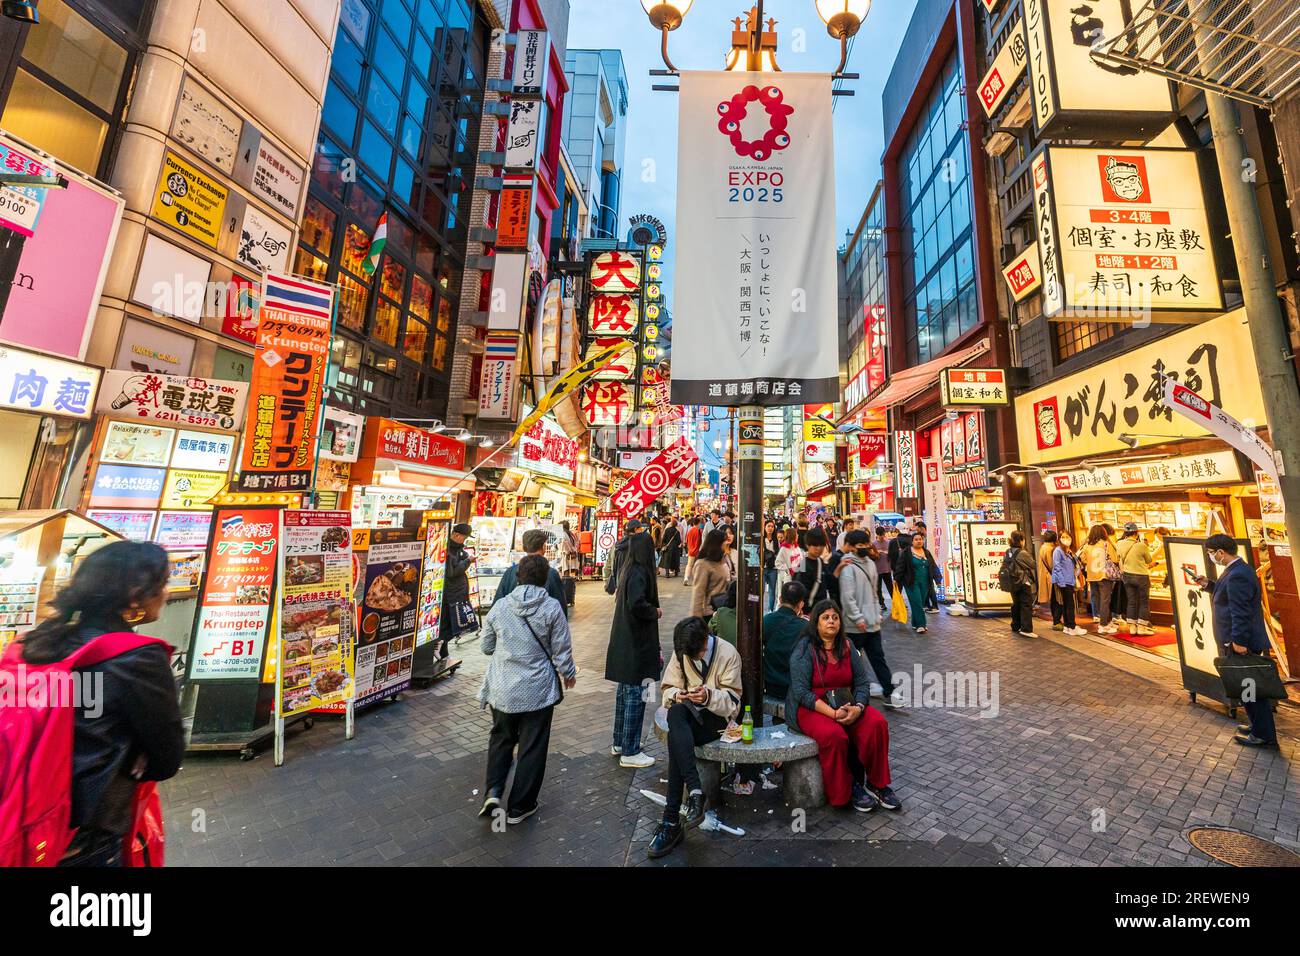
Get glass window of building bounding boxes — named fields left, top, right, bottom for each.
left=298, top=0, right=489, bottom=415
left=898, top=50, right=978, bottom=366
left=0, top=0, right=148, bottom=177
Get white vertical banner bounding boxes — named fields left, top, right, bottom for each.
left=670, top=72, right=840, bottom=406
left=921, top=457, right=949, bottom=592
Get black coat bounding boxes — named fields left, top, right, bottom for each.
left=605, top=563, right=660, bottom=685
left=892, top=545, right=941, bottom=589
left=444, top=539, right=472, bottom=602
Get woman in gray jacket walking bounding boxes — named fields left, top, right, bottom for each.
left=477, top=555, right=577, bottom=824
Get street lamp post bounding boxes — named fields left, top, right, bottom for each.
left=640, top=0, right=870, bottom=719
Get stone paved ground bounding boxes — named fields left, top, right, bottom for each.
left=161, top=578, right=1300, bottom=866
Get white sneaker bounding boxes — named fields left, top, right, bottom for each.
left=610, top=745, right=623, bottom=756
left=1018, top=630, right=1036, bottom=638
left=884, top=690, right=907, bottom=709
left=619, top=751, right=655, bottom=769
left=1068, top=627, right=1088, bottom=636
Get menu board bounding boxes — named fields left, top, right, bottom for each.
left=100, top=421, right=175, bottom=467
left=277, top=510, right=355, bottom=717
left=188, top=507, right=279, bottom=681
left=0, top=566, right=44, bottom=650
left=470, top=516, right=515, bottom=609
left=354, top=540, right=421, bottom=706
left=87, top=509, right=156, bottom=542
left=959, top=522, right=1018, bottom=609
left=415, top=518, right=450, bottom=648
left=167, top=551, right=204, bottom=591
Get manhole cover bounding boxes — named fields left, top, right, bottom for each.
left=1187, top=828, right=1300, bottom=867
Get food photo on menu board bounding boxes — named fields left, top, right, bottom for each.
left=353, top=539, right=422, bottom=705
left=277, top=512, right=355, bottom=717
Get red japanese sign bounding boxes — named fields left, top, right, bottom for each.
left=588, top=293, right=639, bottom=336
left=858, top=433, right=887, bottom=467
left=582, top=381, right=632, bottom=427
left=611, top=438, right=699, bottom=519
left=589, top=250, right=641, bottom=292
left=221, top=274, right=259, bottom=344
left=361, top=418, right=467, bottom=472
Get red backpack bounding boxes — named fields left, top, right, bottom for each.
left=0, top=632, right=170, bottom=867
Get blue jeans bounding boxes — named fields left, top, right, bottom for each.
left=764, top=568, right=778, bottom=611
left=613, top=682, right=647, bottom=755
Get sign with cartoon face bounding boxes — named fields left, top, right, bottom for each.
left=1031, top=145, right=1222, bottom=321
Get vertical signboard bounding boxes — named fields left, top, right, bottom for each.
left=188, top=508, right=279, bottom=680
left=478, top=333, right=520, bottom=419
left=894, top=430, right=917, bottom=499
left=238, top=273, right=334, bottom=491
left=594, top=513, right=620, bottom=566
left=1164, top=537, right=1250, bottom=706
left=415, top=517, right=451, bottom=648
left=354, top=539, right=422, bottom=706
left=960, top=522, right=1017, bottom=609
left=276, top=511, right=355, bottom=718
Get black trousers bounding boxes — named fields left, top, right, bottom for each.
left=850, top=630, right=895, bottom=696
left=665, top=702, right=727, bottom=819
left=485, top=704, right=555, bottom=815
left=877, top=571, right=893, bottom=607
left=1010, top=587, right=1035, bottom=633
left=925, top=576, right=939, bottom=609
left=1244, top=699, right=1277, bottom=744
left=1050, top=585, right=1077, bottom=628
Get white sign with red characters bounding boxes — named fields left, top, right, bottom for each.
left=1045, top=449, right=1241, bottom=494
left=612, top=438, right=699, bottom=519
left=978, top=29, right=1027, bottom=117
left=1032, top=146, right=1223, bottom=321
left=940, top=368, right=1009, bottom=407
left=1163, top=378, right=1276, bottom=482
left=516, top=412, right=580, bottom=482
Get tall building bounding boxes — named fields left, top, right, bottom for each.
left=874, top=0, right=1015, bottom=525
left=561, top=48, right=627, bottom=241
left=301, top=0, right=496, bottom=420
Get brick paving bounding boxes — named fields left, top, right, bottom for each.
left=161, top=577, right=1300, bottom=866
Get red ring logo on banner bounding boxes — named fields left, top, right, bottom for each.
left=716, top=85, right=794, bottom=161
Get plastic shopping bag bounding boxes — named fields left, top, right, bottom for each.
left=122, top=781, right=165, bottom=867
left=891, top=584, right=908, bottom=624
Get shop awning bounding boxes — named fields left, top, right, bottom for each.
left=867, top=339, right=990, bottom=412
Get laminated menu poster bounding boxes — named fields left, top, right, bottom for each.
left=0, top=566, right=44, bottom=652
left=415, top=518, right=450, bottom=648
left=276, top=510, right=355, bottom=718
left=354, top=540, right=422, bottom=706
left=188, top=508, right=278, bottom=680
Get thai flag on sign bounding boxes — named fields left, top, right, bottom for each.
left=262, top=272, right=335, bottom=321
left=485, top=334, right=517, bottom=360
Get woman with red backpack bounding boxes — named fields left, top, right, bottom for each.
left=5, top=541, right=183, bottom=866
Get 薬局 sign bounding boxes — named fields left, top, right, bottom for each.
left=940, top=368, right=1009, bottom=407
left=802, top=407, right=836, bottom=463
left=1002, top=242, right=1042, bottom=302
left=188, top=508, right=278, bottom=681
left=671, top=73, right=840, bottom=406
left=1032, top=146, right=1222, bottom=322
left=363, top=418, right=467, bottom=472
left=1014, top=308, right=1263, bottom=466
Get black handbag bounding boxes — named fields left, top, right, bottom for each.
left=452, top=598, right=479, bottom=635
left=1214, top=651, right=1287, bottom=702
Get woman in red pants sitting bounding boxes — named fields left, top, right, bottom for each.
left=785, top=599, right=901, bottom=813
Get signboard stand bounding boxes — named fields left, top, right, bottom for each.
left=958, top=522, right=1018, bottom=614
left=1164, top=536, right=1252, bottom=711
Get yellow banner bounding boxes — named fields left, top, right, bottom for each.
left=512, top=341, right=631, bottom=441
left=1014, top=307, right=1264, bottom=465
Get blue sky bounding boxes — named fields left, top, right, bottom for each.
left=567, top=0, right=919, bottom=259
left=566, top=0, right=920, bottom=473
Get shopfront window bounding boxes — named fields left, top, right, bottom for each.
left=0, top=0, right=138, bottom=176
left=1054, top=320, right=1120, bottom=363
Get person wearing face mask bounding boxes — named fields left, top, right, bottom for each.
left=1051, top=532, right=1087, bottom=636
left=1196, top=535, right=1279, bottom=748
left=837, top=530, right=904, bottom=709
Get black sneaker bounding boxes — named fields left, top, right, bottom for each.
left=682, top=791, right=708, bottom=829
left=478, top=788, right=502, bottom=818
left=869, top=784, right=901, bottom=811
left=646, top=820, right=684, bottom=858
left=852, top=784, right=879, bottom=813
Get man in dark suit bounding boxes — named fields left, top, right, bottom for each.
left=1197, top=534, right=1277, bottom=747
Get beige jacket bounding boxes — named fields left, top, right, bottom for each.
left=690, top=559, right=731, bottom=618
left=661, top=636, right=743, bottom=721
